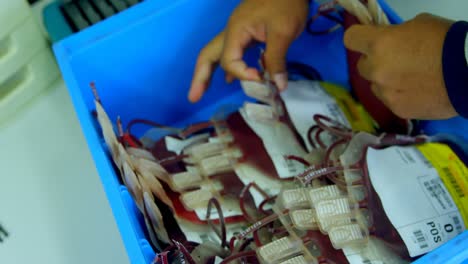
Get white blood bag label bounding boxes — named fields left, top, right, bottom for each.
left=343, top=237, right=404, bottom=264
left=165, top=133, right=210, bottom=155
left=240, top=109, right=307, bottom=179
left=194, top=200, right=243, bottom=221
left=366, top=143, right=468, bottom=257
left=281, top=80, right=350, bottom=151
left=234, top=162, right=283, bottom=207
left=182, top=222, right=246, bottom=245
left=343, top=248, right=383, bottom=264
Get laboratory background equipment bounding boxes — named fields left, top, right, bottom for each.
left=43, top=0, right=146, bottom=42
left=0, top=0, right=59, bottom=124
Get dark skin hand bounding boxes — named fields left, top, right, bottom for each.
left=189, top=1, right=458, bottom=120
left=188, top=0, right=309, bottom=102
left=344, top=13, right=457, bottom=119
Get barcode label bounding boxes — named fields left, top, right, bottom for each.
left=422, top=178, right=456, bottom=213
left=442, top=167, right=465, bottom=198
left=362, top=260, right=371, bottom=264
left=367, top=144, right=466, bottom=257
left=453, top=216, right=464, bottom=232
left=413, top=230, right=429, bottom=249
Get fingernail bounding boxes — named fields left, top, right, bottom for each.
left=188, top=84, right=202, bottom=103
left=225, top=75, right=234, bottom=84
left=246, top=69, right=261, bottom=81
left=273, top=72, right=288, bottom=91
left=188, top=92, right=197, bottom=103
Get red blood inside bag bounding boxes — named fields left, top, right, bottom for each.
left=227, top=112, right=284, bottom=179
left=141, top=111, right=288, bottom=224
left=304, top=230, right=349, bottom=264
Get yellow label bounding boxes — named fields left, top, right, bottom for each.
left=417, top=143, right=468, bottom=225
left=321, top=82, right=377, bottom=134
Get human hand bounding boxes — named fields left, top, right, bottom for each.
left=188, top=0, right=309, bottom=103
left=344, top=13, right=457, bottom=120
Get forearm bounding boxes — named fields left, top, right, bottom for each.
left=443, top=21, right=468, bottom=118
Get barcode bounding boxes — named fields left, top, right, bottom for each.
left=362, top=260, right=372, bottom=264
left=453, top=216, right=464, bottom=232
left=442, top=167, right=465, bottom=198
left=413, top=230, right=429, bottom=249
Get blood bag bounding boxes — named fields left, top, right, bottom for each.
left=270, top=129, right=467, bottom=263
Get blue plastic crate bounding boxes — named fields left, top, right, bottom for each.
left=53, top=0, right=468, bottom=263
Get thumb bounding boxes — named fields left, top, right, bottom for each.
left=264, top=29, right=295, bottom=91
left=344, top=25, right=382, bottom=55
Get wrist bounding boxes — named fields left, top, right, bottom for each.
left=442, top=21, right=468, bottom=118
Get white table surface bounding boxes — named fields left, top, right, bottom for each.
left=0, top=79, right=129, bottom=264
left=388, top=0, right=468, bottom=21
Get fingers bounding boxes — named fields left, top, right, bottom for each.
left=225, top=73, right=235, bottom=84
left=189, top=32, right=225, bottom=103
left=370, top=83, right=405, bottom=118
left=264, top=27, right=295, bottom=90
left=356, top=56, right=373, bottom=81
left=370, top=83, right=383, bottom=100
left=344, top=25, right=381, bottom=55
left=220, top=25, right=261, bottom=82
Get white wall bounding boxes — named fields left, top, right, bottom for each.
left=387, top=0, right=468, bottom=21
